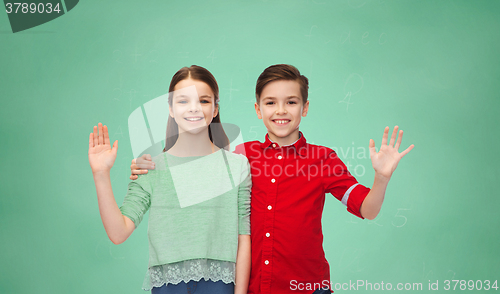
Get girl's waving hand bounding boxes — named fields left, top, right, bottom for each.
left=88, top=122, right=119, bottom=174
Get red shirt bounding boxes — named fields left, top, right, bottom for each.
left=234, top=132, right=370, bottom=294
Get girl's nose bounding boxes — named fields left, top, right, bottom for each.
left=188, top=101, right=201, bottom=112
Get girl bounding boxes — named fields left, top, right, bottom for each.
left=88, top=65, right=251, bottom=294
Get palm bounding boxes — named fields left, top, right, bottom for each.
left=369, top=126, right=414, bottom=179
left=88, top=123, right=118, bottom=173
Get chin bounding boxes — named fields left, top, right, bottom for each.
left=179, top=125, right=209, bottom=135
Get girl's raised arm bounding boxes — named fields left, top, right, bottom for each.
left=89, top=122, right=135, bottom=244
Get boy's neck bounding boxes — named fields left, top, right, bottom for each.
left=267, top=129, right=301, bottom=147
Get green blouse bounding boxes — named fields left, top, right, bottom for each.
left=119, top=149, right=251, bottom=289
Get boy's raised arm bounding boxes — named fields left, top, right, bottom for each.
left=360, top=126, right=414, bottom=220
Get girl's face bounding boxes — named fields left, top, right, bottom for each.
left=169, top=78, right=218, bottom=135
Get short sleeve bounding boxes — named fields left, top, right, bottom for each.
left=322, top=149, right=370, bottom=219
left=237, top=156, right=252, bottom=235
left=119, top=174, right=152, bottom=229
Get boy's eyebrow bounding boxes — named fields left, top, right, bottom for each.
left=262, top=95, right=300, bottom=100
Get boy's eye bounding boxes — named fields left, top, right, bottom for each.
left=200, top=100, right=210, bottom=104
left=288, top=101, right=297, bottom=104
left=265, top=101, right=275, bottom=105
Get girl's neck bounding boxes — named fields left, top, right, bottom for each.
left=167, top=129, right=218, bottom=157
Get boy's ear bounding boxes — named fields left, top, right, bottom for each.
left=255, top=102, right=263, bottom=119
left=302, top=101, right=310, bottom=117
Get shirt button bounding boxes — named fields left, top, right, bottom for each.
left=272, top=143, right=276, bottom=148
left=277, top=155, right=282, bottom=160
left=266, top=233, right=270, bottom=237
left=271, top=178, right=276, bottom=183
left=267, top=205, right=272, bottom=210
left=264, top=260, right=269, bottom=265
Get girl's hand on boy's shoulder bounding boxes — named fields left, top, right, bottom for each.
left=369, top=126, right=414, bottom=180
left=88, top=122, right=118, bottom=174
left=130, top=154, right=155, bottom=180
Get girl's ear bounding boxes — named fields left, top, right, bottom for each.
left=169, top=105, right=174, bottom=118
left=213, top=104, right=219, bottom=117
left=255, top=102, right=262, bottom=119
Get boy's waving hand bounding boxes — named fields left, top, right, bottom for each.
left=369, top=126, right=414, bottom=180
left=130, top=154, right=155, bottom=180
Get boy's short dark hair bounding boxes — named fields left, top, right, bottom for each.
left=255, top=64, right=309, bottom=104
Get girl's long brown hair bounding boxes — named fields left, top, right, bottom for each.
left=163, top=65, right=229, bottom=152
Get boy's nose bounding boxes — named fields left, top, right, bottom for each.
left=275, top=105, right=288, bottom=114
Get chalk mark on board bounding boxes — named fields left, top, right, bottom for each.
left=361, top=31, right=370, bottom=45
left=207, top=49, right=216, bottom=63
left=392, top=208, right=411, bottom=228
left=340, top=30, right=352, bottom=44
left=130, top=44, right=142, bottom=63
left=379, top=32, right=387, bottom=45
left=222, top=79, right=239, bottom=101
left=339, top=73, right=364, bottom=111
left=305, top=25, right=317, bottom=39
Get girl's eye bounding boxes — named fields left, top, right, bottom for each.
left=200, top=100, right=210, bottom=104
left=178, top=100, right=187, bottom=104
left=288, top=101, right=297, bottom=104
left=266, top=101, right=274, bottom=105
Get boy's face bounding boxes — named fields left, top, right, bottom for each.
left=255, top=80, right=309, bottom=146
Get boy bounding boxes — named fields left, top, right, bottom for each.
left=130, top=64, right=413, bottom=293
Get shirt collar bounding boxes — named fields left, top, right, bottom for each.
left=261, top=131, right=307, bottom=155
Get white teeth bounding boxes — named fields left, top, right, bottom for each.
left=185, top=117, right=203, bottom=121
left=274, top=120, right=290, bottom=124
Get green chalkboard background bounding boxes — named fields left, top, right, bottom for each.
left=1, top=0, right=499, bottom=293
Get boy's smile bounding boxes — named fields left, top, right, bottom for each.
left=255, top=80, right=309, bottom=146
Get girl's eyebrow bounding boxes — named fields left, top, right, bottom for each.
left=174, top=94, right=189, bottom=99
left=199, top=95, right=213, bottom=99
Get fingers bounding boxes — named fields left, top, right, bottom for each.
left=395, top=130, right=403, bottom=150
left=381, top=126, right=389, bottom=146
left=137, top=154, right=154, bottom=168
left=98, top=123, right=104, bottom=145
left=134, top=163, right=154, bottom=169
left=130, top=175, right=138, bottom=180
left=400, top=144, right=414, bottom=158
left=389, top=126, right=399, bottom=147
left=369, top=139, right=376, bottom=158
left=93, top=125, right=98, bottom=146
left=104, top=125, right=110, bottom=146
left=112, top=140, right=118, bottom=155
left=89, top=133, right=93, bottom=148
left=131, top=169, right=149, bottom=175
